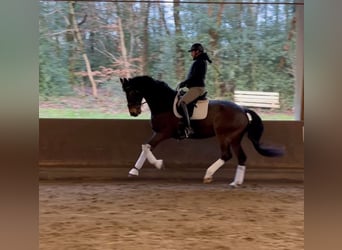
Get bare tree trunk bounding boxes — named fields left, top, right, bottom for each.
left=117, top=17, right=131, bottom=78
left=127, top=3, right=135, bottom=61
left=246, top=4, right=258, bottom=90
left=142, top=2, right=151, bottom=75
left=69, top=1, right=97, bottom=97
left=158, top=3, right=171, bottom=36
left=173, top=0, right=185, bottom=81
left=237, top=4, right=243, bottom=70
left=208, top=3, right=225, bottom=96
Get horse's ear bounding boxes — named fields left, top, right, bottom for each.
left=120, top=78, right=130, bottom=85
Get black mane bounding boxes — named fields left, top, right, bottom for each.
left=128, top=75, right=177, bottom=115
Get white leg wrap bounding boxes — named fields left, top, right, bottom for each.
left=230, top=165, right=246, bottom=187
left=135, top=148, right=147, bottom=169
left=142, top=144, right=163, bottom=169
left=204, top=159, right=225, bottom=179
left=128, top=148, right=147, bottom=176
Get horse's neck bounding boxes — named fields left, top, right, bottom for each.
left=144, top=85, right=176, bottom=115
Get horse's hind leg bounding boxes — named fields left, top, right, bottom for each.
left=203, top=158, right=226, bottom=183
left=203, top=138, right=232, bottom=184
left=229, top=137, right=247, bottom=187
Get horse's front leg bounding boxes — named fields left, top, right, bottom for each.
left=142, top=144, right=164, bottom=169
left=128, top=145, right=147, bottom=177
left=128, top=132, right=166, bottom=177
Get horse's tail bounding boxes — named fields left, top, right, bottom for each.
left=245, top=109, right=285, bottom=157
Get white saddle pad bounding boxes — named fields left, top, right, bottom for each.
left=173, top=96, right=209, bottom=120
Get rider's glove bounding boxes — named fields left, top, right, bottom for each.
left=177, top=82, right=186, bottom=89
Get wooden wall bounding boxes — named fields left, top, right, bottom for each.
left=39, top=119, right=304, bottom=182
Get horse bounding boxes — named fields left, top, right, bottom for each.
left=120, top=75, right=284, bottom=187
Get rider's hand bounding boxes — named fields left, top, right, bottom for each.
left=177, top=82, right=185, bottom=89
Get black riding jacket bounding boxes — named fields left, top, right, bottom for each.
left=179, top=52, right=212, bottom=88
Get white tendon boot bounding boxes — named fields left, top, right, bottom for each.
left=128, top=147, right=147, bottom=177
left=142, top=144, right=163, bottom=169
left=203, top=159, right=225, bottom=184
left=229, top=165, right=246, bottom=187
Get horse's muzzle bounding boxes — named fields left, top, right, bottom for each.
left=129, top=107, right=141, bottom=116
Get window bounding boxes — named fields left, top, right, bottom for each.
left=39, top=0, right=303, bottom=120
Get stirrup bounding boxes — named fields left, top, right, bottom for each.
left=184, top=127, right=194, bottom=138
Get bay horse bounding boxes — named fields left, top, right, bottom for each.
left=120, top=76, right=284, bottom=187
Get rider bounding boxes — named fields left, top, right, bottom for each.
left=177, top=43, right=212, bottom=138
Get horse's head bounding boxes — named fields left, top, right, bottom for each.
left=120, top=77, right=144, bottom=117
left=121, top=75, right=177, bottom=117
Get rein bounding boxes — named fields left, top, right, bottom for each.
left=127, top=99, right=146, bottom=108
left=124, top=76, right=177, bottom=114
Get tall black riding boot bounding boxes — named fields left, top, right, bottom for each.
left=180, top=101, right=194, bottom=138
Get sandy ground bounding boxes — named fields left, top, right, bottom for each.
left=39, top=180, right=304, bottom=250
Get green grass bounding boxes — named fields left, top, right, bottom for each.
left=260, top=113, right=295, bottom=120
left=39, top=108, right=150, bottom=119
left=39, top=108, right=294, bottom=120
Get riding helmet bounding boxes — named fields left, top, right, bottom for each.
left=188, top=43, right=204, bottom=52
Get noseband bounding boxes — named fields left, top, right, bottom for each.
left=127, top=101, right=146, bottom=109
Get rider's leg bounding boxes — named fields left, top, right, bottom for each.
left=179, top=101, right=194, bottom=137
left=178, top=87, right=204, bottom=138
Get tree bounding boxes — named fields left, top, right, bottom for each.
left=141, top=2, right=151, bottom=75
left=39, top=1, right=71, bottom=97
left=68, top=1, right=98, bottom=97
left=39, top=1, right=298, bottom=111
left=173, top=0, right=185, bottom=82
left=207, top=2, right=226, bottom=96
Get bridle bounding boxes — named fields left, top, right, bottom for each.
left=125, top=87, right=146, bottom=109
left=127, top=100, right=147, bottom=109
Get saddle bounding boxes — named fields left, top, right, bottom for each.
left=173, top=90, right=209, bottom=120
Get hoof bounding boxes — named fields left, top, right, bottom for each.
left=203, top=177, right=213, bottom=184
left=229, top=182, right=241, bottom=188
left=128, top=173, right=138, bottom=178
left=128, top=168, right=139, bottom=177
